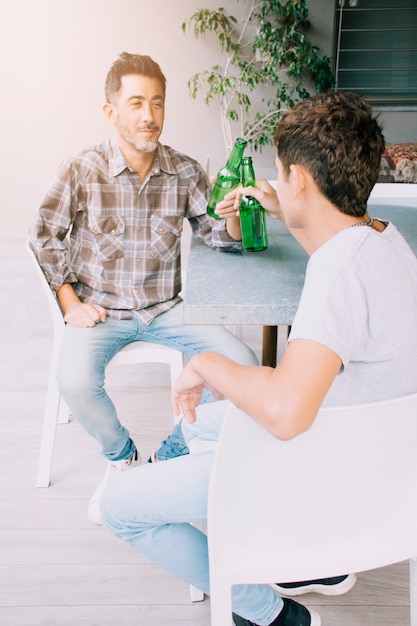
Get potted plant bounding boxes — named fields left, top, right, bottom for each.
left=182, top=0, right=335, bottom=155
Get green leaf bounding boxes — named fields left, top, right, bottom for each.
left=182, top=0, right=335, bottom=152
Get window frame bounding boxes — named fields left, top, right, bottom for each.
left=333, top=0, right=417, bottom=111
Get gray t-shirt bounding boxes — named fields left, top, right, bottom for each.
left=289, top=221, right=417, bottom=405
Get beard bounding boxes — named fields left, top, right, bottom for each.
left=116, top=121, right=160, bottom=154
left=133, top=139, right=158, bottom=153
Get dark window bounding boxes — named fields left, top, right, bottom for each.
left=334, top=0, right=417, bottom=108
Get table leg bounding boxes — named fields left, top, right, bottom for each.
left=262, top=326, right=278, bottom=367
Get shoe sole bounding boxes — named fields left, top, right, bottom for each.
left=270, top=573, right=357, bottom=597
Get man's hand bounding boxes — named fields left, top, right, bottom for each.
left=63, top=302, right=107, bottom=328
left=57, top=283, right=107, bottom=328
left=214, top=194, right=240, bottom=220
left=171, top=359, right=224, bottom=423
left=235, top=179, right=284, bottom=222
left=211, top=182, right=242, bottom=240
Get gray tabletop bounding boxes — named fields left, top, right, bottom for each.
left=183, top=203, right=417, bottom=327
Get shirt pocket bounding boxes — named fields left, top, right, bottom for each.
left=88, top=213, right=125, bottom=262
left=149, top=215, right=182, bottom=263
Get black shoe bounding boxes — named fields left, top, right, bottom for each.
left=232, top=597, right=321, bottom=626
left=271, top=574, right=357, bottom=597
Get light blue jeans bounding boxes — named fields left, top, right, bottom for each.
left=57, top=302, right=257, bottom=461
left=100, top=401, right=283, bottom=625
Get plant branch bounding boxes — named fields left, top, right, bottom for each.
left=182, top=0, right=335, bottom=153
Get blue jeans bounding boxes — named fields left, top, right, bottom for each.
left=100, top=401, right=283, bottom=625
left=57, top=302, right=257, bottom=461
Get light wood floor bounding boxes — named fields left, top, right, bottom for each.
left=0, top=234, right=411, bottom=625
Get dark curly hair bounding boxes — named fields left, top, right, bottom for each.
left=274, top=92, right=385, bottom=217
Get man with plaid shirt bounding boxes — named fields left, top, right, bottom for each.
left=29, top=52, right=257, bottom=524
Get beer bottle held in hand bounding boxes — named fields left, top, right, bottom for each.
left=239, top=156, right=268, bottom=251
left=207, top=138, right=247, bottom=219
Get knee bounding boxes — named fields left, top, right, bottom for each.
left=100, top=471, right=151, bottom=539
left=56, top=364, right=101, bottom=401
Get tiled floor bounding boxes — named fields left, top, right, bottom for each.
left=0, top=235, right=410, bottom=625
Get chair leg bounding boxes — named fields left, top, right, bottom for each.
left=410, top=558, right=417, bottom=626
left=189, top=585, right=205, bottom=602
left=209, top=578, right=234, bottom=626
left=57, top=397, right=71, bottom=424
left=36, top=368, right=60, bottom=488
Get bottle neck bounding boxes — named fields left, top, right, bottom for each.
left=226, top=140, right=246, bottom=170
left=241, top=160, right=256, bottom=187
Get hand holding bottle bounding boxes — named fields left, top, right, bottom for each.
left=207, top=138, right=247, bottom=219
left=211, top=183, right=241, bottom=219
left=235, top=179, right=286, bottom=224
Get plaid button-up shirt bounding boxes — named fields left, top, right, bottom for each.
left=30, top=138, right=241, bottom=324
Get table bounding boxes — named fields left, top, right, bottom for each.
left=183, top=204, right=417, bottom=366
left=183, top=218, right=308, bottom=366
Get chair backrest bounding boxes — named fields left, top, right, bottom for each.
left=208, top=394, right=417, bottom=592
left=26, top=241, right=65, bottom=337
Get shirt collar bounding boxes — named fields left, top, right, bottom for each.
left=109, top=138, right=177, bottom=178
left=154, top=143, right=177, bottom=176
left=108, top=137, right=130, bottom=177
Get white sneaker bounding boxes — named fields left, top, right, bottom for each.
left=88, top=450, right=140, bottom=525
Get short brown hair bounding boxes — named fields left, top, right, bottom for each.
left=274, top=92, right=385, bottom=217
left=105, top=52, right=167, bottom=103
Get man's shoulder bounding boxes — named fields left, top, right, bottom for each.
left=56, top=139, right=118, bottom=183
left=64, top=138, right=113, bottom=165
left=158, top=143, right=206, bottom=176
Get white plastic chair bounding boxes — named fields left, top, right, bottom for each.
left=28, top=242, right=205, bottom=603
left=208, top=395, right=417, bottom=625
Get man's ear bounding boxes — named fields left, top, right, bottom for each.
left=289, top=163, right=307, bottom=198
left=103, top=102, right=116, bottom=124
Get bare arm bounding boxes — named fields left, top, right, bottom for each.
left=209, top=175, right=242, bottom=241
left=57, top=283, right=107, bottom=328
left=172, top=339, right=342, bottom=440
left=214, top=197, right=242, bottom=240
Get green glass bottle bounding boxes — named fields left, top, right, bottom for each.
left=239, top=156, right=268, bottom=251
left=207, top=138, right=247, bottom=220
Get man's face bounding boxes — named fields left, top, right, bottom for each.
left=275, top=155, right=304, bottom=229
left=106, top=74, right=165, bottom=153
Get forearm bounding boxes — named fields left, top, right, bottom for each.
left=57, top=283, right=107, bottom=327
left=225, top=215, right=242, bottom=241
left=175, top=342, right=339, bottom=440
left=57, top=283, right=81, bottom=316
left=175, top=352, right=301, bottom=440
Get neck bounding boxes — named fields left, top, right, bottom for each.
left=118, top=140, right=157, bottom=181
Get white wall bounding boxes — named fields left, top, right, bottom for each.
left=0, top=0, right=279, bottom=234
left=3, top=0, right=411, bottom=235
